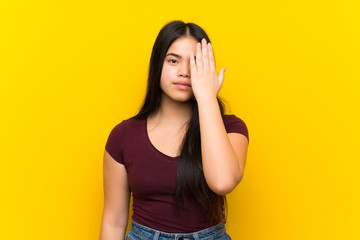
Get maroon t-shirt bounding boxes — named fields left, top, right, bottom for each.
left=105, top=114, right=249, bottom=233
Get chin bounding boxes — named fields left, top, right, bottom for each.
left=173, top=94, right=194, bottom=103
left=161, top=90, right=194, bottom=103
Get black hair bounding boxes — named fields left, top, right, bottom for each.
left=131, top=20, right=227, bottom=225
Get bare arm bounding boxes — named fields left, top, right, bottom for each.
left=99, top=150, right=130, bottom=240
left=198, top=97, right=249, bottom=195
left=189, top=38, right=249, bottom=195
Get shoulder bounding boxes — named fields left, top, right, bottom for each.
left=105, top=117, right=145, bottom=164
left=223, top=114, right=249, bottom=142
left=106, top=117, right=145, bottom=146
left=223, top=114, right=247, bottom=128
left=109, top=117, right=144, bottom=134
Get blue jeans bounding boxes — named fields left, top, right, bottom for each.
left=125, top=220, right=231, bottom=240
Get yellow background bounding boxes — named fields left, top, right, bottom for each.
left=1, top=0, right=359, bottom=239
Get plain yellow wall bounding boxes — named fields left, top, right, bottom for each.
left=1, top=0, right=359, bottom=239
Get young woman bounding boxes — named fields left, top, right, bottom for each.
left=100, top=20, right=249, bottom=240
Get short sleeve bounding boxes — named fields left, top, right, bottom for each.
left=223, top=114, right=249, bottom=143
left=105, top=121, right=126, bottom=164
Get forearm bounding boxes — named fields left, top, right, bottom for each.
left=197, top=97, right=243, bottom=195
left=99, top=199, right=129, bottom=240
left=99, top=221, right=127, bottom=240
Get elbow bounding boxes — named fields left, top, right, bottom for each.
left=210, top=173, right=243, bottom=195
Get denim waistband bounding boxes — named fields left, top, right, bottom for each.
left=129, top=220, right=227, bottom=240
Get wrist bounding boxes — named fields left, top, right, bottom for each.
left=195, top=94, right=218, bottom=106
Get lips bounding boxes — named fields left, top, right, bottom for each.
left=174, top=81, right=191, bottom=87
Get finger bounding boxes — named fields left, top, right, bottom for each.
left=201, top=38, right=209, bottom=71
left=208, top=42, right=215, bottom=71
left=218, top=68, right=226, bottom=87
left=190, top=52, right=197, bottom=73
left=196, top=42, right=202, bottom=72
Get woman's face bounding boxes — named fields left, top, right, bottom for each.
left=160, top=36, right=198, bottom=103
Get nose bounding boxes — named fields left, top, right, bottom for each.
left=178, top=62, right=190, bottom=78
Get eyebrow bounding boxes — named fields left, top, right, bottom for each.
left=165, top=53, right=182, bottom=58
left=165, top=53, right=196, bottom=60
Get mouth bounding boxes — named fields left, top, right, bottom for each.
left=174, top=82, right=191, bottom=90
left=174, top=83, right=191, bottom=87
left=174, top=82, right=191, bottom=87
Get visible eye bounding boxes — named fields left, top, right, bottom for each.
left=168, top=59, right=178, bottom=64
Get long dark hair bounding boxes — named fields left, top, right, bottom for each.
left=131, top=20, right=227, bottom=225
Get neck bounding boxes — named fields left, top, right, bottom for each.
left=151, top=93, right=193, bottom=125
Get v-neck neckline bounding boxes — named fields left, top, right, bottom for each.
left=144, top=117, right=180, bottom=159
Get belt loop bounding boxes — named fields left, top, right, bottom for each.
left=153, top=231, right=160, bottom=240
left=193, top=233, right=199, bottom=240
left=194, top=233, right=200, bottom=240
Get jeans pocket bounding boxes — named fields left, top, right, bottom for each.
left=213, top=232, right=231, bottom=240
left=127, top=229, right=152, bottom=240
left=221, top=232, right=231, bottom=240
